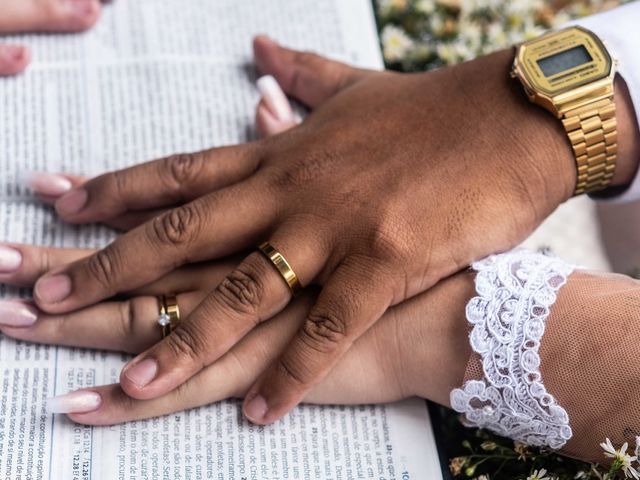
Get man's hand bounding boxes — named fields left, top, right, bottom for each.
left=30, top=36, right=640, bottom=425
left=0, top=0, right=102, bottom=76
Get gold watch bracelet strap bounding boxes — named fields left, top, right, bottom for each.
left=561, top=97, right=618, bottom=196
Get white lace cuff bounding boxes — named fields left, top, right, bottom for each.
left=450, top=250, right=574, bottom=450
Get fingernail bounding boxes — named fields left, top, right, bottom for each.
left=0, top=245, right=22, bottom=273
left=257, top=75, right=294, bottom=122
left=244, top=394, right=268, bottom=423
left=0, top=301, right=38, bottom=327
left=34, top=274, right=72, bottom=304
left=47, top=391, right=101, bottom=414
left=67, top=0, right=97, bottom=18
left=20, top=171, right=73, bottom=197
left=1, top=45, right=26, bottom=63
left=55, top=189, right=88, bottom=215
left=255, top=34, right=277, bottom=47
left=124, top=358, right=158, bottom=388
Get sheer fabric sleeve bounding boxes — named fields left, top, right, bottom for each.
left=450, top=249, right=640, bottom=463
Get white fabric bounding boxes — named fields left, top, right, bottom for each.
left=572, top=2, right=640, bottom=202
left=450, top=250, right=574, bottom=450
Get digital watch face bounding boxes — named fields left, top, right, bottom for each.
left=516, top=27, right=611, bottom=96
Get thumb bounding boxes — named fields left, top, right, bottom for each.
left=253, top=35, right=374, bottom=108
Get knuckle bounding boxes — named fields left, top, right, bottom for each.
left=215, top=268, right=264, bottom=317
left=276, top=356, right=311, bottom=387
left=300, top=311, right=347, bottom=355
left=110, top=170, right=129, bottom=198
left=41, top=248, right=54, bottom=275
left=162, top=152, right=207, bottom=193
left=165, top=327, right=205, bottom=364
left=86, top=248, right=120, bottom=290
left=116, top=300, right=136, bottom=340
left=149, top=204, right=202, bottom=248
left=111, top=389, right=135, bottom=411
left=268, top=148, right=337, bottom=191
left=292, top=50, right=318, bottom=67
left=369, top=215, right=415, bottom=262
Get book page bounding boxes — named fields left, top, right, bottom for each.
left=0, top=1, right=441, bottom=478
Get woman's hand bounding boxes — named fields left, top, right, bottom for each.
left=0, top=243, right=472, bottom=424
left=0, top=0, right=102, bottom=76
left=26, top=36, right=640, bottom=425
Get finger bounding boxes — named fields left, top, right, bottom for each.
left=0, top=243, right=93, bottom=287
left=0, top=0, right=101, bottom=34
left=118, top=230, right=328, bottom=400
left=242, top=259, right=393, bottom=424
left=19, top=172, right=166, bottom=231
left=253, top=35, right=374, bottom=108
left=56, top=294, right=404, bottom=425
left=126, top=257, right=239, bottom=297
left=59, top=297, right=314, bottom=424
left=256, top=99, right=298, bottom=138
left=0, top=292, right=203, bottom=353
left=0, top=242, right=237, bottom=297
left=54, top=145, right=261, bottom=224
left=34, top=182, right=276, bottom=313
left=0, top=44, right=30, bottom=76
left=91, top=208, right=169, bottom=232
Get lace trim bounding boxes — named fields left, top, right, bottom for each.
left=450, top=250, right=574, bottom=450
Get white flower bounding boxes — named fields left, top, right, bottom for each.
left=381, top=25, right=414, bottom=63
left=527, top=468, right=552, bottom=480
left=415, top=0, right=436, bottom=15
left=634, top=435, right=640, bottom=459
left=458, top=19, right=483, bottom=50
left=436, top=42, right=459, bottom=64
left=601, top=438, right=640, bottom=479
left=503, top=0, right=543, bottom=19
left=429, top=14, right=446, bottom=37
left=550, top=11, right=571, bottom=28
left=378, top=0, right=409, bottom=17
left=485, top=23, right=509, bottom=50
left=476, top=475, right=491, bottom=480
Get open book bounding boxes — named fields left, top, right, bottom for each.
left=0, top=0, right=443, bottom=478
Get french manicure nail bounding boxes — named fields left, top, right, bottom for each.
left=55, top=189, right=88, bottom=215
left=0, top=245, right=22, bottom=273
left=0, top=301, right=38, bottom=327
left=1, top=45, right=26, bottom=63
left=257, top=75, right=294, bottom=122
left=124, top=358, right=158, bottom=388
left=244, top=394, right=268, bottom=423
left=20, top=171, right=73, bottom=197
left=34, top=274, right=72, bottom=304
left=47, top=391, right=101, bottom=414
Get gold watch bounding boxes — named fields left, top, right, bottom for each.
left=511, top=26, right=618, bottom=196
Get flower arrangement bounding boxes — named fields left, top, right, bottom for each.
left=430, top=404, right=640, bottom=479
left=373, top=1, right=634, bottom=477
left=375, top=0, right=630, bottom=72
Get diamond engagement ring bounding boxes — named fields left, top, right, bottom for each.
left=157, top=295, right=180, bottom=338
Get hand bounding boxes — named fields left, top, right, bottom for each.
left=0, top=243, right=471, bottom=424
left=29, top=36, right=640, bottom=425
left=0, top=0, right=103, bottom=77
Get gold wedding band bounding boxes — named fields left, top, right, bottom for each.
left=258, top=242, right=302, bottom=296
left=157, top=295, right=181, bottom=338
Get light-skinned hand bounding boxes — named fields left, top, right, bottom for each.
left=0, top=243, right=471, bottom=424
left=0, top=0, right=103, bottom=76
